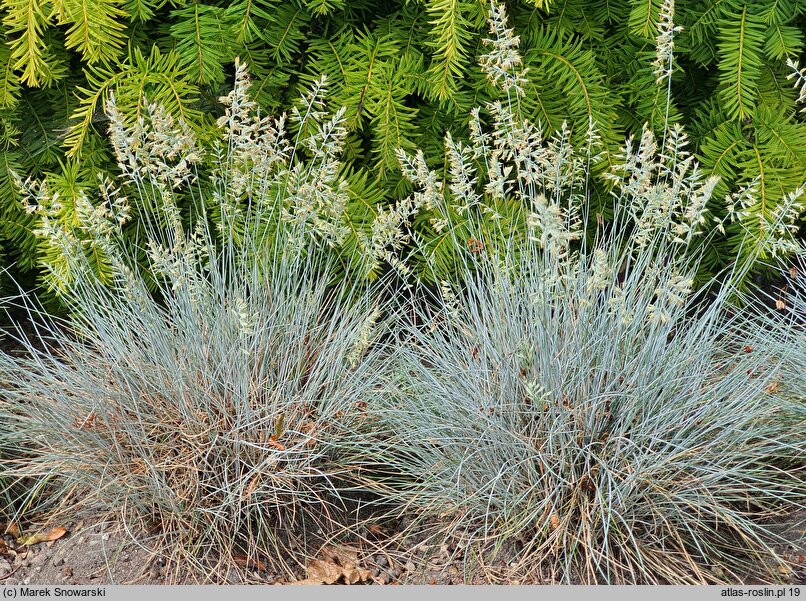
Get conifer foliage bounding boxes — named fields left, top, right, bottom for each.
left=0, top=0, right=805, bottom=288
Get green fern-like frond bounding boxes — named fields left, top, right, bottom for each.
left=698, top=105, right=806, bottom=267
left=0, top=146, right=39, bottom=268
left=619, top=39, right=684, bottom=134
left=521, top=26, right=621, bottom=149
left=680, top=0, right=743, bottom=67
left=339, top=29, right=402, bottom=128
left=763, top=23, right=802, bottom=61
left=64, top=45, right=201, bottom=158
left=226, top=0, right=276, bottom=45
left=370, top=54, right=420, bottom=181
left=297, top=26, right=352, bottom=113
left=754, top=105, right=806, bottom=168
left=302, top=26, right=420, bottom=181
left=260, top=1, right=310, bottom=64
left=236, top=45, right=294, bottom=111
left=301, top=0, right=343, bottom=16
left=55, top=0, right=128, bottom=64
left=375, top=3, right=428, bottom=77
left=717, top=2, right=765, bottom=121
left=338, top=165, right=384, bottom=277
left=546, top=0, right=608, bottom=38
left=425, top=0, right=479, bottom=102
left=588, top=0, right=629, bottom=24
left=169, top=3, right=239, bottom=85
left=758, top=0, right=799, bottom=25
left=628, top=0, right=662, bottom=39
left=757, top=62, right=799, bottom=110
left=0, top=39, right=21, bottom=107
left=18, top=88, right=70, bottom=165
left=122, top=0, right=161, bottom=22
left=2, top=0, right=61, bottom=86
left=0, top=113, right=19, bottom=145
left=0, top=142, right=22, bottom=212
left=697, top=117, right=746, bottom=200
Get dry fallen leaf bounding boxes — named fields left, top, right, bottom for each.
left=300, top=422, right=318, bottom=445
left=299, top=558, right=345, bottom=585
left=0, top=539, right=8, bottom=555
left=322, top=546, right=360, bottom=569
left=233, top=553, right=268, bottom=572
left=292, top=545, right=371, bottom=585
left=4, top=522, right=21, bottom=538
left=16, top=526, right=68, bottom=546
left=243, top=475, right=260, bottom=500
left=267, top=436, right=286, bottom=451
left=765, top=380, right=781, bottom=394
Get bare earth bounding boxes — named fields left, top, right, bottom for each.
left=1, top=510, right=805, bottom=585
left=0, top=515, right=499, bottom=585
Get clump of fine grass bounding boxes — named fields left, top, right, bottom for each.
left=354, top=1, right=806, bottom=584
left=371, top=149, right=806, bottom=584
left=0, top=67, right=390, bottom=581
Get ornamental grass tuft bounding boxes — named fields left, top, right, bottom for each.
left=365, top=165, right=806, bottom=584
left=0, top=70, right=391, bottom=581
left=352, top=3, right=806, bottom=583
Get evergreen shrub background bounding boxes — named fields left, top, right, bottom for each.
left=1, top=0, right=805, bottom=289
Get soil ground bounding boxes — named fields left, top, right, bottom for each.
left=0, top=514, right=504, bottom=585
left=1, top=510, right=805, bottom=585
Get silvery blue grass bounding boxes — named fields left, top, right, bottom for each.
left=364, top=159, right=806, bottom=583
left=0, top=72, right=392, bottom=581
left=351, top=1, right=806, bottom=584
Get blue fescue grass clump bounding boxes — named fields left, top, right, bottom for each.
left=0, top=252, right=387, bottom=578
left=0, top=69, right=391, bottom=581
left=364, top=219, right=806, bottom=584
left=351, top=9, right=806, bottom=579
